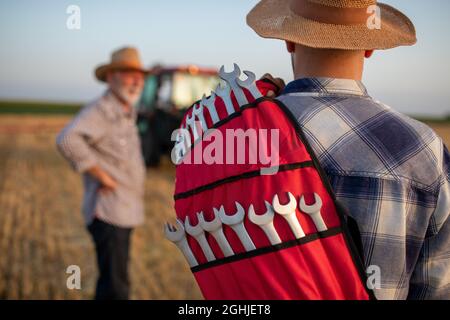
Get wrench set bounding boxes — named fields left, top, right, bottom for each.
left=169, top=65, right=373, bottom=299
left=174, top=63, right=263, bottom=162
left=165, top=192, right=327, bottom=267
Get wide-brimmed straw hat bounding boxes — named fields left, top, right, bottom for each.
left=247, top=0, right=417, bottom=50
left=95, top=47, right=149, bottom=82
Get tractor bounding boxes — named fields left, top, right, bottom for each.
left=137, top=65, right=219, bottom=167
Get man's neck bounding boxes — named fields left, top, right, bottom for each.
left=294, top=66, right=363, bottom=81
left=110, top=90, right=132, bottom=114
left=292, top=46, right=365, bottom=81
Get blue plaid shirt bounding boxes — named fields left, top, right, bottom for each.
left=277, top=78, right=450, bottom=300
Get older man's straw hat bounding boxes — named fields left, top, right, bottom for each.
left=95, top=47, right=149, bottom=82
left=247, top=0, right=417, bottom=50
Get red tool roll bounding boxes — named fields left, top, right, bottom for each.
left=167, top=65, right=374, bottom=300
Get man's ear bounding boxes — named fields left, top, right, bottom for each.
left=106, top=71, right=115, bottom=85
left=285, top=41, right=296, bottom=53
left=365, top=50, right=374, bottom=58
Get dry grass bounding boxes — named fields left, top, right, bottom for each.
left=0, top=115, right=448, bottom=300
left=0, top=115, right=201, bottom=300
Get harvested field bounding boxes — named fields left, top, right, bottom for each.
left=0, top=115, right=448, bottom=299
left=0, top=115, right=201, bottom=299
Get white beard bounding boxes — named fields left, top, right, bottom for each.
left=115, top=86, right=142, bottom=107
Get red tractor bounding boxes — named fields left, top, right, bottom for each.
left=137, top=65, right=219, bottom=167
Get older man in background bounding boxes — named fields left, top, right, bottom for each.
left=56, top=47, right=147, bottom=300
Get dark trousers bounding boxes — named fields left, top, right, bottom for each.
left=87, top=218, right=133, bottom=300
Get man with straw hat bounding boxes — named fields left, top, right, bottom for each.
left=57, top=47, right=148, bottom=299
left=246, top=0, right=450, bottom=299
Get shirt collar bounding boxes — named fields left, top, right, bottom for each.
left=281, top=77, right=369, bottom=97
left=102, top=90, right=137, bottom=121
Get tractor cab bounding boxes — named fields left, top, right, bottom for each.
left=137, top=65, right=219, bottom=167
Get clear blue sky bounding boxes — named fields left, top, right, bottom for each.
left=0, top=0, right=449, bottom=116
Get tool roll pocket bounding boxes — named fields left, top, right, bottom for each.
left=167, top=65, right=374, bottom=300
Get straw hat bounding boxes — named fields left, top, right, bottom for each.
left=247, top=0, right=417, bottom=50
left=95, top=47, right=149, bottom=82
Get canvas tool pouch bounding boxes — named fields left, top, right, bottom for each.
left=169, top=66, right=374, bottom=300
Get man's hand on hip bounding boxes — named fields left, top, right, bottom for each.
left=86, top=165, right=118, bottom=194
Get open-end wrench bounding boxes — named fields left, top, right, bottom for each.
left=273, top=192, right=305, bottom=239
left=215, top=82, right=235, bottom=116
left=199, top=210, right=234, bottom=257
left=217, top=202, right=256, bottom=251
left=248, top=201, right=282, bottom=245
left=201, top=93, right=220, bottom=125
left=219, top=64, right=248, bottom=106
left=185, top=111, right=200, bottom=142
left=236, top=70, right=263, bottom=100
left=192, top=102, right=208, bottom=132
left=185, top=215, right=216, bottom=262
left=164, top=219, right=198, bottom=267
left=299, top=193, right=327, bottom=232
